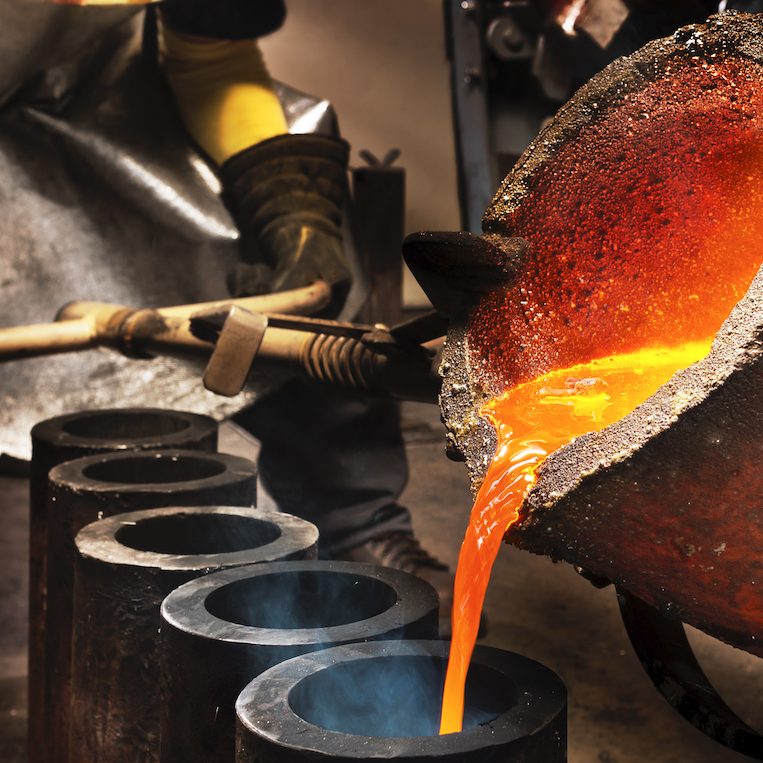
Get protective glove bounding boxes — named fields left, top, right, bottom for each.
left=220, top=133, right=351, bottom=308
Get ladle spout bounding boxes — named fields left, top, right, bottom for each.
left=402, top=231, right=527, bottom=320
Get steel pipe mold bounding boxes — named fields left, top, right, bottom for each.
left=44, top=449, right=257, bottom=762
left=161, top=561, right=439, bottom=763
left=235, top=640, right=567, bottom=762
left=70, top=505, right=317, bottom=763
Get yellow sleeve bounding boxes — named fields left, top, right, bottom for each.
left=160, top=17, right=288, bottom=166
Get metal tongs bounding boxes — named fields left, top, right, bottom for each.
left=0, top=280, right=446, bottom=403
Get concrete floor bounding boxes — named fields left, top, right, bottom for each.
left=1, top=406, right=761, bottom=761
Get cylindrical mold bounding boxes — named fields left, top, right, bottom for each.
left=45, top=449, right=257, bottom=763
left=161, top=561, right=439, bottom=763
left=236, top=640, right=567, bottom=762
left=70, top=506, right=317, bottom=763
left=28, top=408, right=217, bottom=763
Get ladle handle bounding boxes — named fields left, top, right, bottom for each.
left=617, top=587, right=763, bottom=760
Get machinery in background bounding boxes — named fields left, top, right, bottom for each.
left=444, top=0, right=762, bottom=231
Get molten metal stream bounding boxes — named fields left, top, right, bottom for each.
left=440, top=339, right=712, bottom=734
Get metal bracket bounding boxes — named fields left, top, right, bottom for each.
left=617, top=588, right=763, bottom=760
left=445, top=0, right=495, bottom=232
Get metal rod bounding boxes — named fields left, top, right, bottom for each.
left=0, top=281, right=332, bottom=362
left=0, top=318, right=96, bottom=361
left=0, top=279, right=441, bottom=403
left=59, top=281, right=331, bottom=321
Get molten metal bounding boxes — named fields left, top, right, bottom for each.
left=441, top=340, right=711, bottom=732
left=474, top=31, right=763, bottom=393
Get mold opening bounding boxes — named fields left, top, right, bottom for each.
left=115, top=513, right=280, bottom=555
left=81, top=455, right=226, bottom=484
left=61, top=411, right=192, bottom=440
left=288, top=656, right=515, bottom=737
left=205, top=571, right=398, bottom=629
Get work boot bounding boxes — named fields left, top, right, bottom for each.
left=220, top=133, right=351, bottom=312
left=338, top=531, right=458, bottom=638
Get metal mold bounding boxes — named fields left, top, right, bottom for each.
left=160, top=561, right=439, bottom=763
left=44, top=449, right=257, bottom=763
left=235, top=640, right=567, bottom=762
left=69, top=506, right=318, bottom=763
left=28, top=407, right=217, bottom=763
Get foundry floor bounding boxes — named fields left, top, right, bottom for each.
left=1, top=406, right=761, bottom=762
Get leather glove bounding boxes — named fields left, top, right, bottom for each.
left=220, top=133, right=352, bottom=311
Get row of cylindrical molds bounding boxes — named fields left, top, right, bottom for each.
left=29, top=408, right=566, bottom=763
left=28, top=408, right=442, bottom=763
left=74, top=510, right=437, bottom=763
left=69, top=510, right=566, bottom=763
left=67, top=503, right=567, bottom=763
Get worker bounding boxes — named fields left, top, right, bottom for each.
left=0, top=0, right=455, bottom=629
left=157, top=0, right=351, bottom=304
left=161, top=2, right=454, bottom=622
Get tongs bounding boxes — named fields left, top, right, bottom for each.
left=0, top=280, right=446, bottom=403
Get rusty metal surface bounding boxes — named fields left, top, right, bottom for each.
left=618, top=589, right=763, bottom=758
left=439, top=12, right=763, bottom=655
left=351, top=159, right=405, bottom=326
left=0, top=17, right=343, bottom=460
left=516, top=269, right=763, bottom=655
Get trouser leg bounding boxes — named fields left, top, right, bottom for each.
left=237, top=381, right=412, bottom=557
